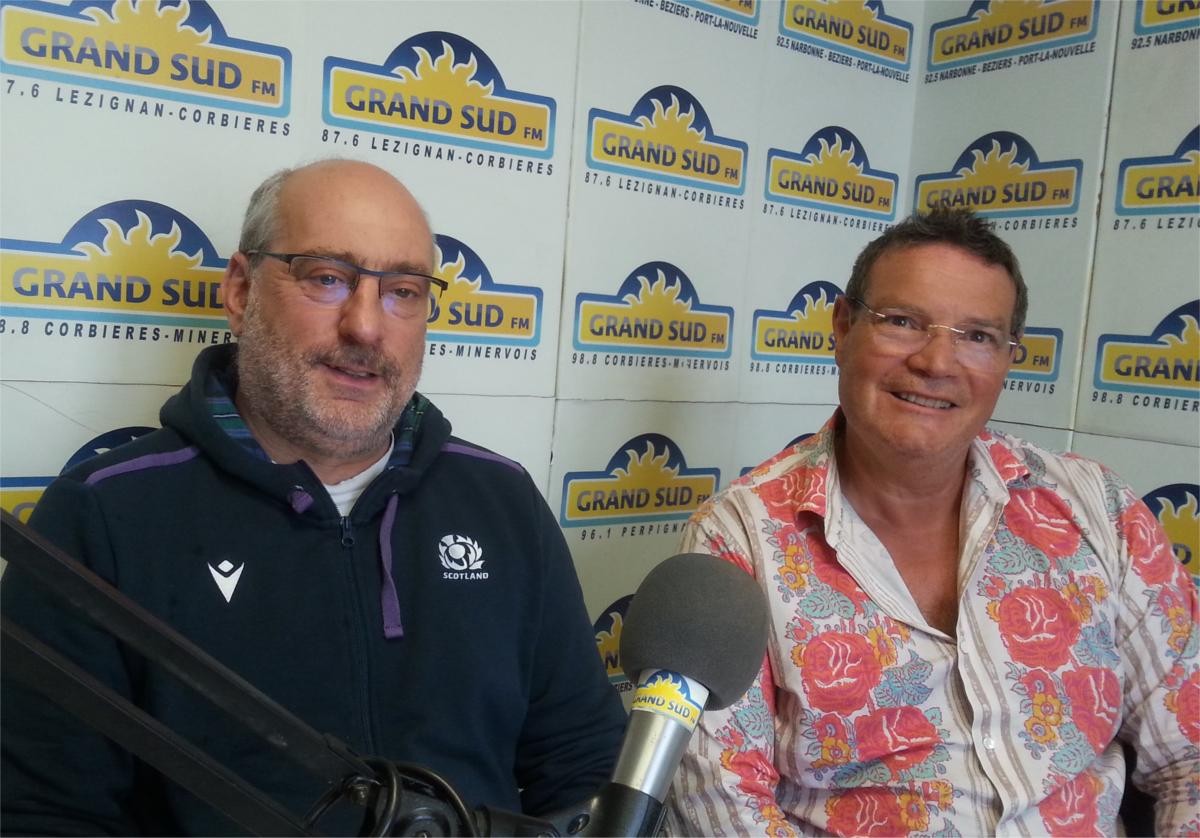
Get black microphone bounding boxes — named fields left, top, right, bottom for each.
left=581, top=553, right=769, bottom=836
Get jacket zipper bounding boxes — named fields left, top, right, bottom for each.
left=337, top=515, right=374, bottom=753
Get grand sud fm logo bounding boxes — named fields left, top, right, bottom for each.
left=779, top=0, right=913, bottom=71
left=631, top=670, right=704, bottom=728
left=1008, top=327, right=1062, bottom=382
left=1116, top=126, right=1199, bottom=216
left=765, top=126, right=898, bottom=220
left=323, top=31, right=554, bottom=158
left=560, top=434, right=720, bottom=527
left=427, top=235, right=540, bottom=346
left=593, top=594, right=634, bottom=694
left=1, top=200, right=227, bottom=327
left=1134, top=0, right=1200, bottom=35
left=1, top=0, right=290, bottom=115
left=1093, top=300, right=1199, bottom=398
left=1142, top=483, right=1199, bottom=579
left=573, top=262, right=733, bottom=359
left=587, top=85, right=747, bottom=195
left=684, top=0, right=761, bottom=26
left=926, top=0, right=1099, bottom=72
left=752, top=281, right=841, bottom=363
left=914, top=131, right=1082, bottom=217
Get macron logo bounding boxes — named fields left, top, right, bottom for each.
left=438, top=534, right=488, bottom=580
left=208, top=559, right=244, bottom=602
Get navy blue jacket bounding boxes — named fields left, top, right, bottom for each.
left=2, top=343, right=625, bottom=836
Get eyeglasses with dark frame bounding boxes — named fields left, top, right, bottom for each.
left=246, top=251, right=448, bottom=320
left=846, top=296, right=1019, bottom=371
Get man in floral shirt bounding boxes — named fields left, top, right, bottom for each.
left=670, top=208, right=1198, bottom=836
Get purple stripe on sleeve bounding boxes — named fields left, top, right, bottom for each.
left=440, top=442, right=523, bottom=474
left=378, top=494, right=404, bottom=640
left=85, top=446, right=200, bottom=486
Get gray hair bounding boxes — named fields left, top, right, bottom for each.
left=237, top=166, right=293, bottom=260
left=845, top=206, right=1028, bottom=337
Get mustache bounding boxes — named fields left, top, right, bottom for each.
left=306, top=345, right=399, bottom=379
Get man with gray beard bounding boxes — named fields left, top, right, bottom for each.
left=2, top=160, right=625, bottom=836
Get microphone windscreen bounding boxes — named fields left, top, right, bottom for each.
left=619, top=553, right=768, bottom=710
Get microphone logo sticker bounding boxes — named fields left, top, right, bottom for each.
left=631, top=670, right=704, bottom=732
left=765, top=126, right=898, bottom=220
left=208, top=559, right=244, bottom=603
left=1142, top=484, right=1199, bottom=583
left=439, top=534, right=488, bottom=580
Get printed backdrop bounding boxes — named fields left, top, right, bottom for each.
left=1, top=1, right=1197, bottom=689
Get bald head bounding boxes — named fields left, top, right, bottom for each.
left=238, top=159, right=434, bottom=268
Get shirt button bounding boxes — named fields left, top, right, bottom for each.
left=983, top=737, right=996, bottom=750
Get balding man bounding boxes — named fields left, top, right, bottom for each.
left=670, top=209, right=1197, bottom=837
left=2, top=160, right=625, bottom=835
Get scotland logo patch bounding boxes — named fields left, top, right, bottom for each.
left=438, top=534, right=488, bottom=580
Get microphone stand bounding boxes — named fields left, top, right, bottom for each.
left=0, top=510, right=566, bottom=836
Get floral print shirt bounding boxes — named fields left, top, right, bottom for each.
left=670, top=415, right=1199, bottom=837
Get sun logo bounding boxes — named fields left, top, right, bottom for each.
left=623, top=271, right=694, bottom=318
left=573, top=261, right=734, bottom=356
left=324, top=31, right=554, bottom=156
left=1155, top=491, right=1199, bottom=573
left=960, top=138, right=1028, bottom=178
left=615, top=440, right=679, bottom=483
left=915, top=131, right=1081, bottom=217
left=753, top=281, right=842, bottom=362
left=1095, top=302, right=1200, bottom=398
left=808, top=132, right=864, bottom=178
left=559, top=433, right=720, bottom=526
left=425, top=235, right=540, bottom=343
left=587, top=86, right=747, bottom=193
left=765, top=126, right=898, bottom=219
left=637, top=94, right=705, bottom=145
left=393, top=41, right=495, bottom=101
left=75, top=211, right=204, bottom=279
left=631, top=670, right=704, bottom=727
left=80, top=0, right=209, bottom=49
left=595, top=611, right=625, bottom=676
left=0, top=200, right=227, bottom=323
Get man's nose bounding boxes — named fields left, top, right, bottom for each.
left=906, top=326, right=960, bottom=374
left=337, top=278, right=386, bottom=344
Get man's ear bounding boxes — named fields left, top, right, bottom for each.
left=222, top=252, right=252, bottom=336
left=832, top=295, right=852, bottom=362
